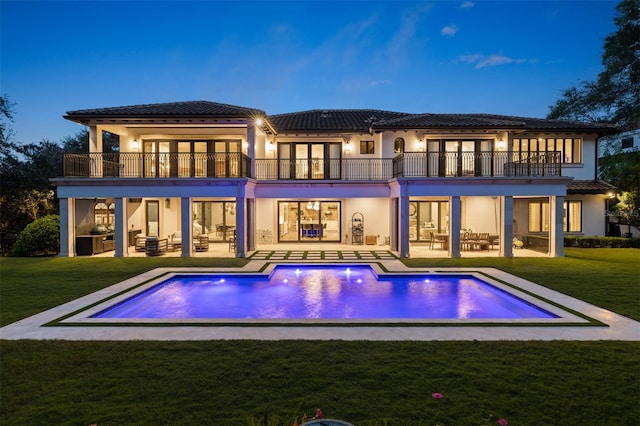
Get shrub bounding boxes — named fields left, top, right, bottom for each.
left=564, top=236, right=640, bottom=248
left=11, top=215, right=60, bottom=256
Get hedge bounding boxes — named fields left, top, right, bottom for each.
left=564, top=236, right=640, bottom=248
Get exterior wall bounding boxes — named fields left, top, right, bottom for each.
left=462, top=196, right=501, bottom=234
left=344, top=198, right=390, bottom=243
left=568, top=194, right=606, bottom=236
left=598, top=128, right=640, bottom=157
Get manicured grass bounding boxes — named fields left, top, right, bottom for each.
left=1, top=249, right=639, bottom=425
left=0, top=257, right=247, bottom=327
left=2, top=341, right=638, bottom=425
left=404, top=248, right=640, bottom=321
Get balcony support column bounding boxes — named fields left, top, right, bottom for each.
left=499, top=196, right=514, bottom=257
left=247, top=125, right=255, bottom=178
left=449, top=196, right=461, bottom=258
left=550, top=195, right=565, bottom=257
left=399, top=183, right=410, bottom=258
left=89, top=126, right=103, bottom=177
left=58, top=197, right=75, bottom=257
left=235, top=195, right=246, bottom=258
left=114, top=197, right=128, bottom=257
left=180, top=197, right=193, bottom=257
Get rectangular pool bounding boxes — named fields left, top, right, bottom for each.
left=91, top=265, right=558, bottom=320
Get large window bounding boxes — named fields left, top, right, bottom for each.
left=528, top=200, right=582, bottom=233
left=564, top=201, right=582, bottom=232
left=278, top=200, right=341, bottom=242
left=192, top=201, right=235, bottom=241
left=409, top=200, right=448, bottom=241
left=142, top=139, right=241, bottom=177
left=512, top=138, right=582, bottom=164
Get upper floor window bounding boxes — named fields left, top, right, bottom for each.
left=394, top=137, right=404, bottom=154
left=621, top=137, right=634, bottom=149
left=360, top=140, right=375, bottom=154
left=512, top=138, right=582, bottom=164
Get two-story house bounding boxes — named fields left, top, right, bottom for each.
left=54, top=100, right=616, bottom=258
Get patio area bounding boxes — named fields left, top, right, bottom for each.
left=93, top=242, right=548, bottom=259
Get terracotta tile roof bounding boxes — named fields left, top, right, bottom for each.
left=373, top=113, right=616, bottom=132
left=268, top=109, right=409, bottom=133
left=65, top=100, right=266, bottom=119
left=567, top=180, right=617, bottom=194
left=374, top=113, right=527, bottom=129
left=63, top=101, right=617, bottom=135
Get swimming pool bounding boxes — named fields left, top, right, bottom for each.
left=91, top=265, right=558, bottom=320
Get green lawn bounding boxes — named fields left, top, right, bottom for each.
left=1, top=249, right=639, bottom=425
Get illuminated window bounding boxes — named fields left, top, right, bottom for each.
left=512, top=138, right=582, bottom=163
left=360, top=140, right=375, bottom=154
left=394, top=137, right=404, bottom=154
left=564, top=200, right=582, bottom=232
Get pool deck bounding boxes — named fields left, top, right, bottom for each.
left=2, top=257, right=639, bottom=341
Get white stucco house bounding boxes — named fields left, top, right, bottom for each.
left=53, top=100, right=616, bottom=258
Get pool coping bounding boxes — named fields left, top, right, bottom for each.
left=1, top=259, right=639, bottom=341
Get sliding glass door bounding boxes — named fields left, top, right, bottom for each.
left=278, top=200, right=341, bottom=242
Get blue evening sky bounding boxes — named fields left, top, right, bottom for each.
left=1, top=0, right=617, bottom=144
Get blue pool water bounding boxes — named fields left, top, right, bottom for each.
left=92, top=266, right=557, bottom=320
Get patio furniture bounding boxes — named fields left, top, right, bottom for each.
left=145, top=237, right=168, bottom=256
left=430, top=231, right=447, bottom=250
left=475, top=232, right=491, bottom=250
left=228, top=230, right=236, bottom=252
left=489, top=234, right=500, bottom=249
left=194, top=234, right=209, bottom=252
left=168, top=232, right=182, bottom=252
left=135, top=235, right=147, bottom=252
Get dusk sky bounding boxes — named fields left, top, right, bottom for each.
left=1, top=0, right=617, bottom=144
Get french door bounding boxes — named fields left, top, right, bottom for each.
left=278, top=143, right=341, bottom=179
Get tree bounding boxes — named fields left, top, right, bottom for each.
left=548, top=0, right=640, bottom=130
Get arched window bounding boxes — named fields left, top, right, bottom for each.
left=394, top=137, right=405, bottom=154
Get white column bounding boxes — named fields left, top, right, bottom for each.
left=89, top=126, right=104, bottom=177
left=58, top=197, right=75, bottom=257
left=499, top=196, right=514, bottom=257
left=550, top=195, right=565, bottom=257
left=399, top=184, right=410, bottom=258
left=114, top=197, right=128, bottom=257
left=235, top=196, right=246, bottom=257
left=449, top=196, right=461, bottom=258
left=180, top=197, right=193, bottom=257
left=246, top=124, right=255, bottom=178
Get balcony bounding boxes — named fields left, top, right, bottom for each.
left=63, top=152, right=251, bottom=178
left=62, top=151, right=560, bottom=179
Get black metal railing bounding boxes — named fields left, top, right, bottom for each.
left=254, top=158, right=394, bottom=180
left=394, top=151, right=561, bottom=178
left=63, top=151, right=560, bottom=179
left=63, top=152, right=251, bottom=178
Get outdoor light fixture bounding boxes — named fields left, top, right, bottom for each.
left=267, top=141, right=275, bottom=152
left=417, top=140, right=425, bottom=151
left=131, top=139, right=139, bottom=150
left=255, top=118, right=263, bottom=126
left=497, top=140, right=506, bottom=150
left=345, top=142, right=352, bottom=152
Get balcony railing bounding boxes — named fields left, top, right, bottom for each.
left=63, top=152, right=251, bottom=178
left=254, top=158, right=394, bottom=180
left=393, top=151, right=561, bottom=178
left=62, top=151, right=560, bottom=179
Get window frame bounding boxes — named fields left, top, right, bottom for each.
left=360, top=140, right=375, bottom=155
